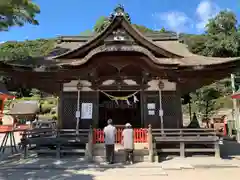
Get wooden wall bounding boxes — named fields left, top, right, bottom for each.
left=60, top=91, right=98, bottom=129
left=142, top=91, right=182, bottom=129
left=60, top=90, right=182, bottom=129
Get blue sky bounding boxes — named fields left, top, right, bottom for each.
left=0, top=0, right=239, bottom=42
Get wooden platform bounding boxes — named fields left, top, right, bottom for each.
left=149, top=128, right=220, bottom=160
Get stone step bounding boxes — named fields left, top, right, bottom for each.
left=93, top=149, right=149, bottom=156
left=93, top=155, right=149, bottom=163
left=88, top=167, right=167, bottom=176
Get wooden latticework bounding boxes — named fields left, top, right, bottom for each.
left=162, top=91, right=182, bottom=128
left=62, top=92, right=77, bottom=129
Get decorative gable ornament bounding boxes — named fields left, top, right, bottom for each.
left=113, top=29, right=126, bottom=41
left=115, top=11, right=125, bottom=17
left=114, top=4, right=125, bottom=17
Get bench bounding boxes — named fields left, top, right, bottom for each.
left=147, top=126, right=220, bottom=161
left=20, top=128, right=93, bottom=159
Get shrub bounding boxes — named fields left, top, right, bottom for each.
left=40, top=104, right=55, bottom=114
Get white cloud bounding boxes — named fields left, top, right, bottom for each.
left=196, top=0, right=220, bottom=31
left=153, top=0, right=220, bottom=33
left=153, top=11, right=192, bottom=33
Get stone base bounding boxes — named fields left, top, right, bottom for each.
left=93, top=155, right=149, bottom=163
left=92, top=143, right=149, bottom=163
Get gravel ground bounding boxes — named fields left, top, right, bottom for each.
left=0, top=166, right=240, bottom=180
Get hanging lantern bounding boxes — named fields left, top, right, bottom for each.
left=158, top=80, right=164, bottom=90
left=76, top=81, right=82, bottom=90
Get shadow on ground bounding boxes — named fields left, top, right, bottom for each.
left=0, top=168, right=95, bottom=180
left=0, top=155, right=129, bottom=176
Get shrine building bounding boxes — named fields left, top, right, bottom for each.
left=1, top=11, right=240, bottom=130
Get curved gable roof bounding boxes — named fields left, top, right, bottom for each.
left=50, top=14, right=183, bottom=60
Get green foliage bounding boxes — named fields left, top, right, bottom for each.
left=182, top=10, right=240, bottom=119
left=94, top=16, right=110, bottom=33
left=159, top=27, right=166, bottom=32
left=206, top=10, right=237, bottom=36
left=0, top=38, right=54, bottom=95
left=40, top=103, right=55, bottom=114
left=184, top=34, right=208, bottom=55
left=80, top=30, right=93, bottom=36
left=40, top=104, right=53, bottom=114
left=0, top=39, right=55, bottom=63
left=132, top=24, right=156, bottom=33
left=0, top=39, right=54, bottom=56
left=185, top=10, right=240, bottom=57
left=0, top=0, right=40, bottom=31
left=191, top=87, right=221, bottom=119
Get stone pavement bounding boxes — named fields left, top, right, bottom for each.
left=1, top=156, right=240, bottom=170
left=0, top=156, right=240, bottom=179
left=0, top=135, right=240, bottom=179
left=0, top=164, right=240, bottom=180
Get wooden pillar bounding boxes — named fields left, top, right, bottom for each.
left=148, top=124, right=154, bottom=162
left=57, top=83, right=63, bottom=129
left=94, top=90, right=99, bottom=128
left=176, top=83, right=183, bottom=128
left=180, top=142, right=185, bottom=157
left=86, top=125, right=93, bottom=161
left=214, top=139, right=221, bottom=158
left=140, top=90, right=145, bottom=127
left=179, top=129, right=185, bottom=157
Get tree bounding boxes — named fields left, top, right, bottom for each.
left=159, top=28, right=166, bottom=32
left=206, top=10, right=237, bottom=36
left=183, top=10, right=240, bottom=57
left=185, top=10, right=240, bottom=57
left=80, top=30, right=93, bottom=36
left=182, top=10, right=240, bottom=119
left=0, top=39, right=55, bottom=65
left=93, top=16, right=109, bottom=33
left=192, top=87, right=221, bottom=119
left=0, top=39, right=55, bottom=96
left=184, top=34, right=208, bottom=55
left=0, top=0, right=40, bottom=31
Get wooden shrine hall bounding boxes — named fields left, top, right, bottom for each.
left=1, top=10, right=240, bottom=131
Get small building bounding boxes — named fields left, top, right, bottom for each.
left=8, top=100, right=39, bottom=120
left=1, top=10, right=240, bottom=130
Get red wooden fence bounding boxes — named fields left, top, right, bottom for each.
left=93, top=128, right=147, bottom=144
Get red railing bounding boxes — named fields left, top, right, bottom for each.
left=93, top=128, right=148, bottom=144
left=0, top=125, right=13, bottom=132
left=0, top=125, right=30, bottom=133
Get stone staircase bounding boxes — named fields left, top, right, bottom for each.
left=93, top=143, right=149, bottom=163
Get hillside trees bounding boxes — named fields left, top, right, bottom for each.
left=183, top=10, right=240, bottom=119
